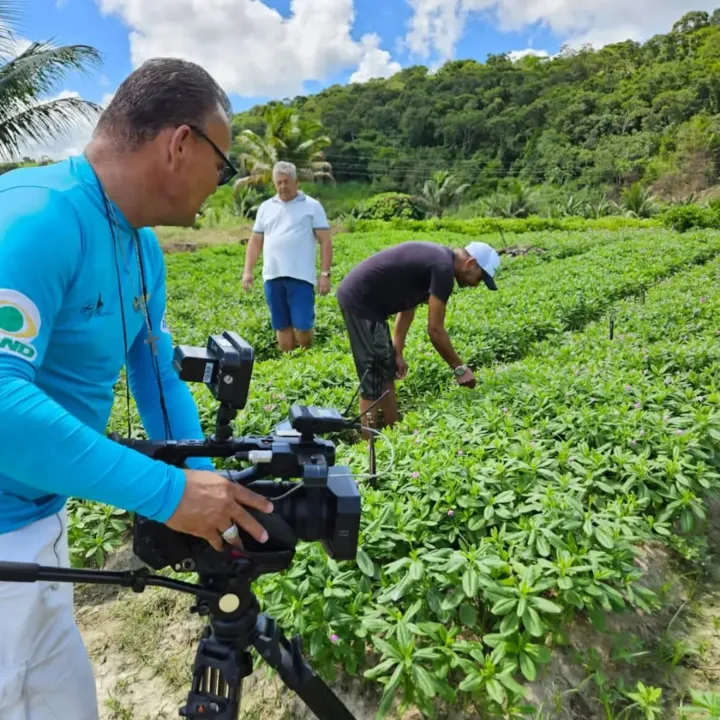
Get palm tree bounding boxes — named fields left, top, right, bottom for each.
left=233, top=104, right=334, bottom=188
left=0, top=0, right=102, bottom=161
left=415, top=170, right=470, bottom=218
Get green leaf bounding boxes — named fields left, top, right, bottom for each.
left=462, top=568, right=479, bottom=598
left=520, top=652, right=537, bottom=681
left=459, top=603, right=478, bottom=626
left=492, top=597, right=518, bottom=615
left=517, top=596, right=528, bottom=618
left=363, top=658, right=397, bottom=680
left=373, top=637, right=403, bottom=662
left=376, top=664, right=403, bottom=719
left=523, top=606, right=544, bottom=637
left=486, top=678, right=507, bottom=706
left=531, top=596, right=563, bottom=614
left=356, top=547, right=376, bottom=577
left=458, top=671, right=484, bottom=693
left=412, top=665, right=437, bottom=699
left=482, top=633, right=506, bottom=648
left=595, top=526, right=615, bottom=549
left=409, top=559, right=424, bottom=581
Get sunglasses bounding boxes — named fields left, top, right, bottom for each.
left=187, top=124, right=238, bottom=186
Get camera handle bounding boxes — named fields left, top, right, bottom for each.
left=0, top=562, right=356, bottom=720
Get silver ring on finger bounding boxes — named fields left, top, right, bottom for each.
left=221, top=523, right=239, bottom=542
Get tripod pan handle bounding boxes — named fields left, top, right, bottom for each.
left=0, top=562, right=40, bottom=583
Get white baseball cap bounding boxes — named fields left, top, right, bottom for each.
left=465, top=241, right=500, bottom=291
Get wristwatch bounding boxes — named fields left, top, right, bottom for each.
left=320, top=271, right=331, bottom=278
left=453, top=364, right=468, bottom=377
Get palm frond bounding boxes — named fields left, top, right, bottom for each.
left=0, top=42, right=102, bottom=112
left=0, top=95, right=101, bottom=161
left=0, top=0, right=24, bottom=59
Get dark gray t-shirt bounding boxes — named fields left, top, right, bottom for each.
left=336, top=241, right=456, bottom=321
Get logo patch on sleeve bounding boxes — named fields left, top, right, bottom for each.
left=161, top=309, right=171, bottom=335
left=0, top=289, right=42, bottom=361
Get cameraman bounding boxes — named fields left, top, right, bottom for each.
left=0, top=59, right=273, bottom=719
left=336, top=240, right=500, bottom=433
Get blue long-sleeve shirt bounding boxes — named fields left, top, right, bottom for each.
left=0, top=153, right=214, bottom=534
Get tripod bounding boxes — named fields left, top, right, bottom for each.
left=0, top=561, right=356, bottom=720
left=180, top=572, right=356, bottom=719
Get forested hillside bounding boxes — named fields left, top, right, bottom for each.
left=232, top=10, right=720, bottom=201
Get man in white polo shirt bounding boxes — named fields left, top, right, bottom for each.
left=243, top=161, right=332, bottom=352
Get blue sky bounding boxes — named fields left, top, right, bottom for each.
left=16, top=0, right=559, bottom=112
left=7, top=0, right=715, bottom=160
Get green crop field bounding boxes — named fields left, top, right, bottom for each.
left=76, top=223, right=720, bottom=719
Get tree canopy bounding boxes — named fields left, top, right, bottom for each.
left=232, top=10, right=720, bottom=200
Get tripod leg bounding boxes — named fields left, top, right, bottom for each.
left=179, top=626, right=253, bottom=720
left=253, top=613, right=357, bottom=720
left=368, top=427, right=377, bottom=489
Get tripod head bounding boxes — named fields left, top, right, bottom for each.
left=0, top=330, right=366, bottom=719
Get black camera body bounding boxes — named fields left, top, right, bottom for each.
left=114, top=331, right=362, bottom=582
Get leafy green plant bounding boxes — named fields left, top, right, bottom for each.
left=662, top=204, right=720, bottom=232
left=352, top=192, right=426, bottom=221
left=67, top=498, right=129, bottom=568
left=680, top=689, right=720, bottom=718
left=77, top=222, right=720, bottom=718
left=353, top=215, right=659, bottom=236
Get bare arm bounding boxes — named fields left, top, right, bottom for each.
left=244, top=231, right=264, bottom=275
left=427, top=295, right=464, bottom=369
left=314, top=228, right=332, bottom=295
left=314, top=228, right=332, bottom=274
left=393, top=309, right=416, bottom=355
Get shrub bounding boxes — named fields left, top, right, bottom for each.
left=353, top=192, right=426, bottom=221
left=662, top=204, right=720, bottom=232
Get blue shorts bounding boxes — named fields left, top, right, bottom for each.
left=263, top=277, right=315, bottom=332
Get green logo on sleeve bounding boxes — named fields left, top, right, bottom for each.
left=0, top=289, right=42, bottom=361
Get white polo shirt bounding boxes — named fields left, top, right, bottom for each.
left=253, top=192, right=330, bottom=287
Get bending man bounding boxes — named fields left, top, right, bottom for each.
left=336, top=240, right=500, bottom=433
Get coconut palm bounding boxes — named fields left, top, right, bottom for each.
left=415, top=170, right=471, bottom=218
left=0, top=0, right=102, bottom=161
left=233, top=104, right=334, bottom=188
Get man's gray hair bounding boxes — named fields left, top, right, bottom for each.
left=273, top=161, right=297, bottom=180
left=94, top=57, right=232, bottom=148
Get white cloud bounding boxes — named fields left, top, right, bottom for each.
left=405, top=0, right=720, bottom=62
left=11, top=91, right=113, bottom=162
left=506, top=48, right=550, bottom=62
left=350, top=33, right=402, bottom=83
left=11, top=36, right=32, bottom=56
left=96, top=0, right=401, bottom=97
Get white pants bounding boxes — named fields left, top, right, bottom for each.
left=0, top=508, right=99, bottom=720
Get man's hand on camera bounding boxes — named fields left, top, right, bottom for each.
left=456, top=367, right=476, bottom=389
left=242, top=271, right=253, bottom=292
left=166, top=470, right=274, bottom=551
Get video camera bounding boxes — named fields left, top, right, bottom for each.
left=0, top=331, right=366, bottom=720
left=124, top=330, right=362, bottom=581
